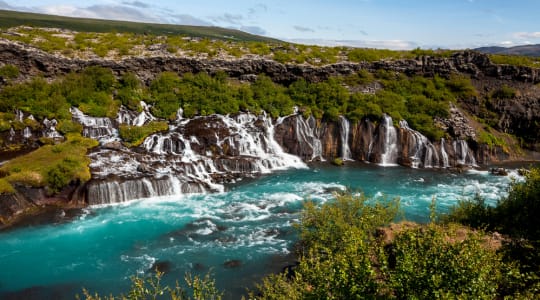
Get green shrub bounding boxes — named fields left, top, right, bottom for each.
left=57, top=120, right=83, bottom=134
left=0, top=134, right=97, bottom=191
left=254, top=193, right=516, bottom=299
left=491, top=85, right=517, bottom=99
left=389, top=224, right=502, bottom=299
left=331, top=157, right=343, bottom=166
left=0, top=64, right=19, bottom=79
left=0, top=178, right=15, bottom=194
left=119, top=121, right=169, bottom=147
left=79, top=271, right=222, bottom=300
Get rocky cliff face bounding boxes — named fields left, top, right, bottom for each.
left=1, top=39, right=539, bottom=85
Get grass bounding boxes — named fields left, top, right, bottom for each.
left=489, top=54, right=540, bottom=68
left=118, top=121, right=169, bottom=147
left=0, top=133, right=98, bottom=192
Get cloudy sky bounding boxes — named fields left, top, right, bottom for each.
left=1, top=0, right=539, bottom=50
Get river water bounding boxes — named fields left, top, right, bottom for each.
left=0, top=163, right=526, bottom=299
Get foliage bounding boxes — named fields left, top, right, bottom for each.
left=0, top=134, right=98, bottom=193
left=491, top=84, right=517, bottom=99
left=446, top=167, right=540, bottom=240
left=444, top=167, right=540, bottom=296
left=477, top=130, right=507, bottom=149
left=0, top=177, right=15, bottom=194
left=119, top=121, right=169, bottom=147
left=489, top=54, right=540, bottom=68
left=389, top=224, right=502, bottom=299
left=254, top=192, right=531, bottom=299
left=331, top=157, right=343, bottom=166
left=79, top=271, right=222, bottom=300
left=0, top=64, right=19, bottom=79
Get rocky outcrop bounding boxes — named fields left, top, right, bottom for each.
left=0, top=182, right=85, bottom=226
left=1, top=39, right=539, bottom=86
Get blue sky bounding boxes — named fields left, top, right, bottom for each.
left=1, top=0, right=539, bottom=50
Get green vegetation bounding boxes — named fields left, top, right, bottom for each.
left=477, top=129, right=508, bottom=150
left=0, top=63, right=480, bottom=143
left=446, top=167, right=540, bottom=240
left=0, top=178, right=15, bottom=194
left=119, top=121, right=169, bottom=147
left=491, top=84, right=517, bottom=99
left=444, top=167, right=540, bottom=296
left=252, top=192, right=526, bottom=299
left=331, top=157, right=344, bottom=166
left=489, top=54, right=540, bottom=68
left=0, top=22, right=460, bottom=65
left=0, top=64, right=19, bottom=79
left=80, top=271, right=222, bottom=300
left=0, top=133, right=98, bottom=194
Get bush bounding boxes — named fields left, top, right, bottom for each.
left=0, top=178, right=15, bottom=194
left=331, top=157, right=343, bottom=166
left=46, top=159, right=77, bottom=194
left=491, top=85, right=517, bottom=99
left=0, top=64, right=19, bottom=79
left=254, top=193, right=524, bottom=299
left=389, top=224, right=502, bottom=299
left=79, top=271, right=222, bottom=300
left=119, top=121, right=169, bottom=147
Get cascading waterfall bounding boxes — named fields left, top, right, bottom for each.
left=287, top=115, right=324, bottom=161
left=398, top=120, right=441, bottom=168
left=380, top=114, right=399, bottom=166
left=22, top=127, right=32, bottom=139
left=117, top=101, right=155, bottom=126
left=42, top=118, right=62, bottom=139
left=71, top=107, right=117, bottom=141
left=88, top=112, right=307, bottom=205
left=440, top=138, right=450, bottom=168
left=452, top=139, right=477, bottom=166
left=339, top=116, right=353, bottom=161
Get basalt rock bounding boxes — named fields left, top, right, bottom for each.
left=2, top=39, right=539, bottom=86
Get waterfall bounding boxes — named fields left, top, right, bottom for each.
left=452, top=139, right=477, bottom=166
left=289, top=115, right=324, bottom=161
left=86, top=177, right=205, bottom=205
left=90, top=112, right=307, bottom=205
left=71, top=107, right=116, bottom=141
left=42, top=118, right=62, bottom=139
left=398, top=120, right=440, bottom=168
left=23, top=127, right=32, bottom=139
left=117, top=101, right=156, bottom=126
left=440, top=138, right=449, bottom=168
left=339, top=116, right=353, bottom=161
left=380, top=115, right=399, bottom=166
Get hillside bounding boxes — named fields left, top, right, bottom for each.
left=0, top=9, right=279, bottom=43
left=476, top=44, right=540, bottom=57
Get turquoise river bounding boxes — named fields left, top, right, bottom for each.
left=0, top=163, right=529, bottom=299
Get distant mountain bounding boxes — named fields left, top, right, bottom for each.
left=475, top=44, right=540, bottom=57
left=0, top=9, right=279, bottom=43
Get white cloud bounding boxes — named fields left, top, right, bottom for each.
left=122, top=1, right=150, bottom=9
left=209, top=13, right=243, bottom=25
left=500, top=41, right=514, bottom=46
left=167, top=14, right=212, bottom=26
left=288, top=38, right=418, bottom=50
left=38, top=4, right=161, bottom=23
left=293, top=25, right=315, bottom=33
left=513, top=32, right=540, bottom=39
